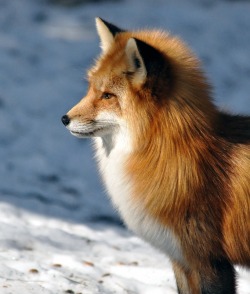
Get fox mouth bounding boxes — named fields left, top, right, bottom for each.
left=67, top=118, right=117, bottom=138
left=70, top=128, right=105, bottom=138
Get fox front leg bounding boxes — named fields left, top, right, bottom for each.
left=172, top=262, right=200, bottom=294
left=172, top=259, right=236, bottom=294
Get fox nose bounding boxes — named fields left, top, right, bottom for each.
left=61, top=115, right=70, bottom=126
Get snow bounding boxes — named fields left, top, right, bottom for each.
left=0, top=0, right=249, bottom=293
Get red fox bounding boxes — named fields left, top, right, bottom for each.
left=61, top=18, right=250, bottom=294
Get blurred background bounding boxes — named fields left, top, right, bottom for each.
left=0, top=0, right=250, bottom=226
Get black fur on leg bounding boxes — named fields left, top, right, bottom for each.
left=176, top=286, right=182, bottom=294
left=201, top=259, right=236, bottom=294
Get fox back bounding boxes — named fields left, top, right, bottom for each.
left=62, top=18, right=250, bottom=294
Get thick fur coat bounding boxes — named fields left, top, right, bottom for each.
left=62, top=18, right=250, bottom=294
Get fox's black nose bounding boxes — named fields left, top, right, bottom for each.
left=61, top=115, right=70, bottom=126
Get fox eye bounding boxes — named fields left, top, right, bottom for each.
left=101, top=92, right=114, bottom=99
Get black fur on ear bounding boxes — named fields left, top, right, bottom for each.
left=96, top=17, right=125, bottom=53
left=97, top=17, right=124, bottom=37
left=134, top=39, right=169, bottom=77
left=134, top=38, right=173, bottom=95
left=125, top=38, right=173, bottom=97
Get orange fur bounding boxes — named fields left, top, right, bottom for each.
left=63, top=19, right=250, bottom=294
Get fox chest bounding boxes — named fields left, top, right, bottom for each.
left=95, top=141, right=183, bottom=263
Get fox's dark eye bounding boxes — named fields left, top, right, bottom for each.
left=101, top=92, right=113, bottom=99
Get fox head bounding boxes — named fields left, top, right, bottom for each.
left=62, top=18, right=216, bottom=149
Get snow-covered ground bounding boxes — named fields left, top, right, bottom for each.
left=0, top=0, right=249, bottom=293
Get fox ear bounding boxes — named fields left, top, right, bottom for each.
left=125, top=38, right=167, bottom=87
left=95, top=17, right=123, bottom=53
left=125, top=38, right=147, bottom=86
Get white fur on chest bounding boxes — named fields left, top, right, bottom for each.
left=94, top=133, right=184, bottom=264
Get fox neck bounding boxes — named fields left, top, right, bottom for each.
left=94, top=124, right=133, bottom=157
left=93, top=124, right=134, bottom=211
left=98, top=133, right=116, bottom=157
